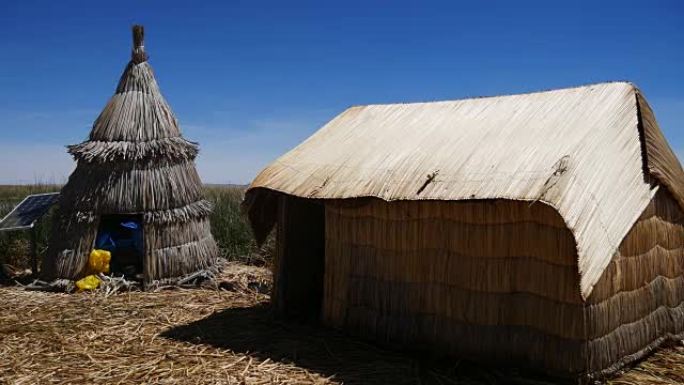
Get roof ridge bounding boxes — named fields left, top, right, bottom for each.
left=349, top=80, right=637, bottom=109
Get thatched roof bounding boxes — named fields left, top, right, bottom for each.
left=45, top=26, right=217, bottom=283
left=59, top=25, right=208, bottom=217
left=245, top=82, right=684, bottom=299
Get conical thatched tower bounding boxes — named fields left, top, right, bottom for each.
left=45, top=25, right=217, bottom=285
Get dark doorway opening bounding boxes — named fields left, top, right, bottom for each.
left=274, top=196, right=325, bottom=319
left=96, top=214, right=144, bottom=280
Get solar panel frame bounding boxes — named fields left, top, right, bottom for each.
left=0, top=192, right=60, bottom=231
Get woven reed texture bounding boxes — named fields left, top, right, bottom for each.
left=584, top=188, right=684, bottom=374
left=323, top=199, right=587, bottom=374
left=246, top=82, right=684, bottom=299
left=45, top=26, right=217, bottom=283
left=42, top=217, right=98, bottom=280
left=57, top=160, right=204, bottom=213
left=144, top=218, right=217, bottom=280
left=318, top=190, right=684, bottom=378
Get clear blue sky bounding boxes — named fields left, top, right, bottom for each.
left=0, top=0, right=682, bottom=184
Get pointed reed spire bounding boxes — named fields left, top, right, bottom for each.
left=131, top=25, right=148, bottom=64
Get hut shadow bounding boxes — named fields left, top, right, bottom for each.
left=161, top=303, right=570, bottom=385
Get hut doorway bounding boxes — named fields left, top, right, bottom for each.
left=274, top=196, right=325, bottom=318
left=95, top=214, right=144, bottom=280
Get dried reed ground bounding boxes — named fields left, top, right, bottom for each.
left=1, top=263, right=683, bottom=385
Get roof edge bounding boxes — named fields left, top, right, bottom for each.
left=634, top=89, right=684, bottom=211
left=580, top=87, right=684, bottom=299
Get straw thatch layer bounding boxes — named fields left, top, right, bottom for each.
left=638, top=92, right=684, bottom=210
left=68, top=137, right=199, bottom=164
left=246, top=82, right=684, bottom=299
left=60, top=199, right=216, bottom=226
left=54, top=199, right=215, bottom=226
left=146, top=234, right=218, bottom=281
left=58, top=160, right=204, bottom=213
left=143, top=199, right=215, bottom=224
left=90, top=88, right=181, bottom=141
left=89, top=59, right=182, bottom=141
left=146, top=217, right=213, bottom=250
left=44, top=216, right=99, bottom=280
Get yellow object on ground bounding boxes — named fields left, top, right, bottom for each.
left=75, top=275, right=101, bottom=291
left=88, top=249, right=111, bottom=274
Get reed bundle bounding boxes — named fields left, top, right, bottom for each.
left=584, top=188, right=684, bottom=375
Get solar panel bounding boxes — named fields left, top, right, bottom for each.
left=0, top=192, right=59, bottom=231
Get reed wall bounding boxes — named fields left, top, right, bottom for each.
left=320, top=191, right=684, bottom=377
left=322, top=198, right=587, bottom=374
left=57, top=159, right=204, bottom=213
left=44, top=211, right=217, bottom=283
left=43, top=214, right=98, bottom=280
left=144, top=217, right=217, bottom=281
left=585, top=188, right=684, bottom=375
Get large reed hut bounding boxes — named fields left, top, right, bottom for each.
left=44, top=26, right=217, bottom=285
left=244, top=82, right=684, bottom=379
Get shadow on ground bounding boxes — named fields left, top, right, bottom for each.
left=161, top=303, right=569, bottom=385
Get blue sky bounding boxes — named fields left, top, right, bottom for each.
left=0, top=0, right=682, bottom=184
